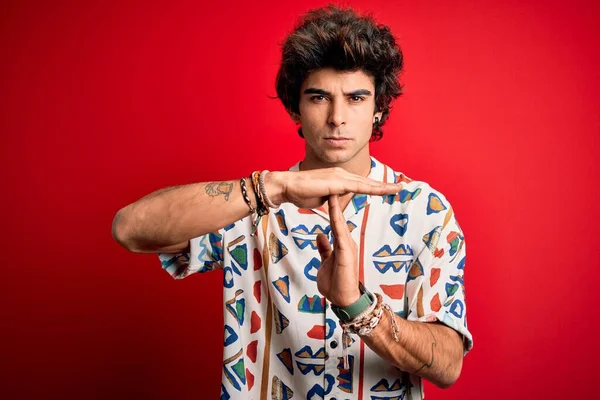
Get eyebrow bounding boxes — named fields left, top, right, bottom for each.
left=303, top=88, right=373, bottom=96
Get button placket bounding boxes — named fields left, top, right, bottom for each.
left=325, top=300, right=342, bottom=398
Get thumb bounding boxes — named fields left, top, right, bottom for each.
left=316, top=233, right=332, bottom=261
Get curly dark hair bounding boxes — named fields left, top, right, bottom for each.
left=275, top=4, right=404, bottom=141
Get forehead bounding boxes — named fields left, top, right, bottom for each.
left=300, top=68, right=375, bottom=92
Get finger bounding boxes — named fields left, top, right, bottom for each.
left=342, top=180, right=401, bottom=196
left=331, top=170, right=401, bottom=194
left=328, top=194, right=352, bottom=250
left=358, top=175, right=402, bottom=189
left=339, top=173, right=395, bottom=189
left=316, top=233, right=332, bottom=260
left=340, top=169, right=399, bottom=186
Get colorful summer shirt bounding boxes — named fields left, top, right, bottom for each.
left=158, top=157, right=473, bottom=400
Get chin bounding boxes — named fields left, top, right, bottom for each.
left=318, top=151, right=354, bottom=165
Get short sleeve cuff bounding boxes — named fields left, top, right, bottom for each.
left=409, top=310, right=474, bottom=356
left=158, top=252, right=192, bottom=279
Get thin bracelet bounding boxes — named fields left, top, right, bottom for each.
left=339, top=293, right=400, bottom=369
left=259, top=170, right=277, bottom=208
left=343, top=295, right=400, bottom=341
left=249, top=172, right=266, bottom=237
left=251, top=171, right=269, bottom=216
left=239, top=177, right=255, bottom=214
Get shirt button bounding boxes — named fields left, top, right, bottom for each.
left=330, top=340, right=338, bottom=349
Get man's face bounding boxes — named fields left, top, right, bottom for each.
left=294, top=68, right=382, bottom=168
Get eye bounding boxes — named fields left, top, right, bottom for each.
left=350, top=96, right=365, bottom=102
left=310, top=95, right=327, bottom=102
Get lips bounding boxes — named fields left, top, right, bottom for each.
left=323, top=137, right=351, bottom=147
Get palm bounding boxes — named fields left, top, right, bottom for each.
left=315, top=195, right=360, bottom=307
left=316, top=244, right=336, bottom=298
left=277, top=168, right=401, bottom=209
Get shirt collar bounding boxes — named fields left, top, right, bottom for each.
left=287, top=156, right=384, bottom=177
left=287, top=156, right=386, bottom=219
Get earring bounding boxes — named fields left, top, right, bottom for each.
left=374, top=117, right=380, bottom=125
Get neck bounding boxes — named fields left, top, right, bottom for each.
left=300, top=152, right=372, bottom=177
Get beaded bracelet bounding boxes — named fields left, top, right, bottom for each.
left=247, top=171, right=270, bottom=236
left=259, top=170, right=277, bottom=208
left=341, top=293, right=381, bottom=332
left=244, top=170, right=277, bottom=236
left=339, top=292, right=400, bottom=369
left=251, top=171, right=269, bottom=217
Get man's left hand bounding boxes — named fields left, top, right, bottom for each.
left=316, top=194, right=361, bottom=307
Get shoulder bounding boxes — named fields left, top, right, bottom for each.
left=382, top=162, right=453, bottom=208
left=378, top=162, right=459, bottom=230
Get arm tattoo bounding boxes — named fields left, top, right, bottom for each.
left=205, top=181, right=234, bottom=201
left=413, top=323, right=437, bottom=374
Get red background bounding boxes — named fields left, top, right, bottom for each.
left=2, top=0, right=599, bottom=398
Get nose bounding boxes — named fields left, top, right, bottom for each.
left=327, top=98, right=346, bottom=127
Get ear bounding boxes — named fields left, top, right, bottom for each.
left=374, top=111, right=383, bottom=123
left=290, top=112, right=301, bottom=124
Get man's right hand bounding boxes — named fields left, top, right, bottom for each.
left=265, top=167, right=402, bottom=209
left=113, top=167, right=402, bottom=254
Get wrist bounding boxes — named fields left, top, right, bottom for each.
left=264, top=171, right=286, bottom=207
left=242, top=177, right=259, bottom=210
left=331, top=283, right=374, bottom=322
left=332, top=290, right=362, bottom=308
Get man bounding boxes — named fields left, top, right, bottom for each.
left=112, top=5, right=473, bottom=399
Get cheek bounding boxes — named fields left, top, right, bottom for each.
left=298, top=99, right=317, bottom=116
left=353, top=108, right=375, bottom=126
left=299, top=106, right=325, bottom=129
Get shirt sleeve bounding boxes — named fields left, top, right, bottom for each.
left=405, top=193, right=474, bottom=355
left=157, top=228, right=225, bottom=279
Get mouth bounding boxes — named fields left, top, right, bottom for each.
left=323, top=137, right=352, bottom=148
left=323, top=137, right=352, bottom=145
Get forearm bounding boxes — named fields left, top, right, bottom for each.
left=360, top=311, right=464, bottom=388
left=112, top=177, right=273, bottom=252
left=111, top=168, right=401, bottom=253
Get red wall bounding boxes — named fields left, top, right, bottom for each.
left=2, top=0, right=599, bottom=398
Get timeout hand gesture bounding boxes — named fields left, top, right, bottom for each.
left=315, top=194, right=362, bottom=307
left=265, top=167, right=401, bottom=210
